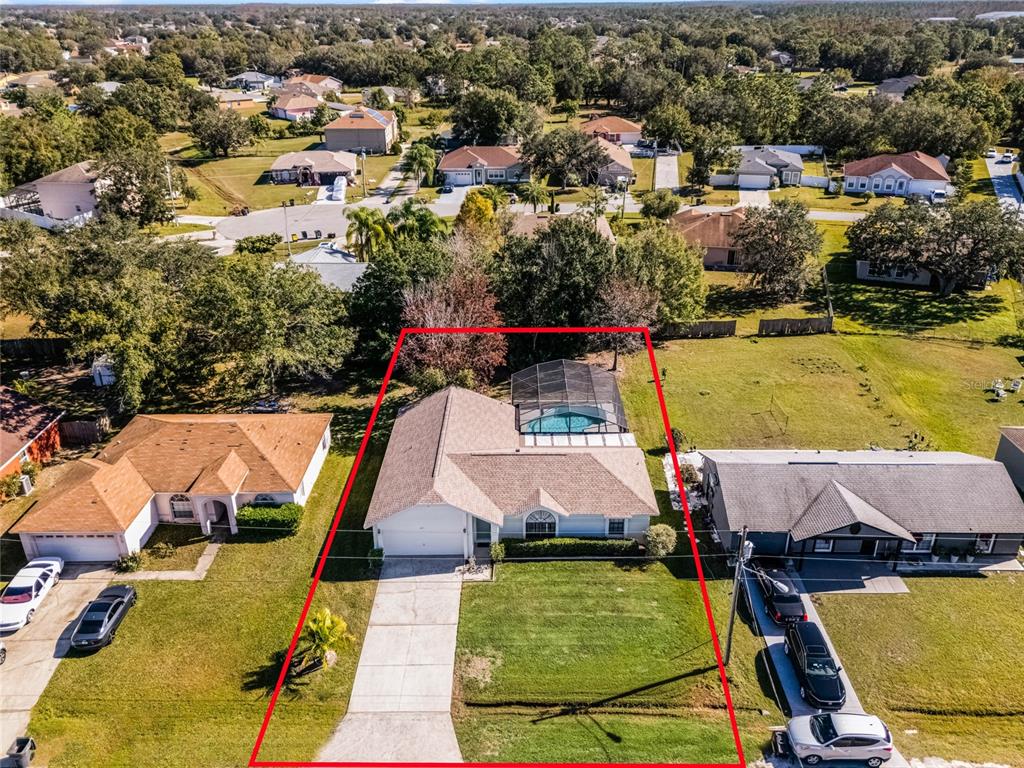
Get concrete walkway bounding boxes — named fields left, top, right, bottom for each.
left=317, top=558, right=464, bottom=763
left=120, top=535, right=223, bottom=582
left=654, top=153, right=680, bottom=190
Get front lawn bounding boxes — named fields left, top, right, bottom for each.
left=138, top=524, right=209, bottom=571
left=770, top=184, right=904, bottom=212
left=815, top=574, right=1024, bottom=766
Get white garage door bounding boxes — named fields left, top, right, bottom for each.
left=379, top=505, right=467, bottom=556
left=737, top=174, right=772, bottom=190
left=449, top=171, right=473, bottom=186
left=29, top=534, right=121, bottom=562
left=382, top=528, right=465, bottom=556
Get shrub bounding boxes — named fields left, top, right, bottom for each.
left=150, top=541, right=176, bottom=559
left=452, top=368, right=476, bottom=390
left=668, top=427, right=685, bottom=451
left=678, top=463, right=700, bottom=485
left=0, top=474, right=21, bottom=499
left=645, top=524, right=678, bottom=559
left=115, top=552, right=143, bottom=572
left=21, top=461, right=41, bottom=481
left=367, top=547, right=384, bottom=571
left=412, top=367, right=448, bottom=394
left=236, top=502, right=303, bottom=535
left=503, top=537, right=640, bottom=560
left=489, top=541, right=506, bottom=563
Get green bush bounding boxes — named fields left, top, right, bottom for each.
left=678, top=463, right=700, bottom=485
left=413, top=367, right=448, bottom=394
left=645, top=523, right=678, bottom=558
left=367, top=547, right=384, bottom=571
left=452, top=368, right=476, bottom=389
left=150, top=541, right=176, bottom=559
left=489, top=541, right=506, bottom=563
left=236, top=502, right=303, bottom=535
left=503, top=537, right=640, bottom=559
left=0, top=474, right=21, bottom=499
left=115, top=552, right=143, bottom=572
left=21, top=461, right=41, bottom=481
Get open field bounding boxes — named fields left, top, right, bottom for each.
left=815, top=574, right=1024, bottom=766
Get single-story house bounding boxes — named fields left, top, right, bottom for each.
left=217, top=90, right=257, bottom=111
left=843, top=151, right=950, bottom=198
left=668, top=207, right=747, bottom=268
left=324, top=107, right=398, bottom=154
left=274, top=82, right=323, bottom=102
left=290, top=241, right=368, bottom=292
left=284, top=74, right=343, bottom=98
left=736, top=147, right=803, bottom=189
left=509, top=212, right=616, bottom=244
left=96, top=81, right=122, bottom=95
left=1, top=161, right=103, bottom=225
left=701, top=449, right=1024, bottom=562
left=4, top=71, right=57, bottom=90
left=437, top=145, right=527, bottom=186
left=874, top=75, right=924, bottom=101
left=769, top=50, right=794, bottom=67
left=361, top=85, right=420, bottom=105
left=13, top=413, right=332, bottom=562
left=270, top=150, right=358, bottom=186
left=269, top=92, right=320, bottom=122
left=580, top=115, right=643, bottom=145
left=0, top=386, right=63, bottom=479
left=366, top=361, right=656, bottom=557
left=594, top=137, right=635, bottom=187
left=995, top=427, right=1024, bottom=491
left=227, top=71, right=279, bottom=91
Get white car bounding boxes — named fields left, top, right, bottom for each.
left=0, top=557, right=64, bottom=633
left=1000, top=151, right=1015, bottom=164
left=786, top=713, right=894, bottom=766
left=985, top=148, right=997, bottom=158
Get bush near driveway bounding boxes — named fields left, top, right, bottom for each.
left=503, top=536, right=640, bottom=559
left=236, top=502, right=303, bottom=535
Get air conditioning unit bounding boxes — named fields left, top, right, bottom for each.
left=19, top=474, right=33, bottom=496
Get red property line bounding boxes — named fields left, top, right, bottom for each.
left=249, top=326, right=745, bottom=768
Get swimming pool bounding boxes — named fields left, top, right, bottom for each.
left=523, top=409, right=606, bottom=434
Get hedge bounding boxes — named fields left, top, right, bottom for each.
left=503, top=537, right=641, bottom=559
left=236, top=502, right=304, bottom=535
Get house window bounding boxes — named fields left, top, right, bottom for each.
left=896, top=179, right=906, bottom=192
left=812, top=539, right=833, bottom=553
left=170, top=494, right=193, bottom=520
left=858, top=179, right=867, bottom=190
left=975, top=533, right=995, bottom=554
left=883, top=178, right=894, bottom=192
left=253, top=494, right=277, bottom=506
left=525, top=509, right=556, bottom=539
left=901, top=533, right=935, bottom=554
left=608, top=518, right=626, bottom=537
left=872, top=178, right=882, bottom=191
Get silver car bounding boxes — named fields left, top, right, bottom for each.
left=786, top=713, right=894, bottom=766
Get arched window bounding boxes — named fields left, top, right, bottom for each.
left=253, top=494, right=276, bottom=506
left=525, top=509, right=556, bottom=539
left=170, top=494, right=193, bottom=520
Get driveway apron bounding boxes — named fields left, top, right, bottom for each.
left=317, top=558, right=464, bottom=762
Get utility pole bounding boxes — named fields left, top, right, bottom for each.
left=361, top=150, right=368, bottom=199
left=165, top=163, right=178, bottom=225
left=281, top=201, right=292, bottom=257
left=724, top=526, right=751, bottom=667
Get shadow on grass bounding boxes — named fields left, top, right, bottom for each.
left=242, top=648, right=320, bottom=699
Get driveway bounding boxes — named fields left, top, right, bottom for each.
left=738, top=189, right=771, bottom=207
left=654, top=153, right=680, bottom=191
left=317, top=558, right=463, bottom=763
left=0, top=564, right=112, bottom=751
left=215, top=203, right=352, bottom=241
left=985, top=156, right=1023, bottom=219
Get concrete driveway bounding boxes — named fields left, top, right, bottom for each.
left=654, top=153, right=680, bottom=190
left=985, top=156, right=1023, bottom=219
left=738, top=189, right=771, bottom=207
left=0, top=564, right=112, bottom=751
left=317, top=558, right=463, bottom=763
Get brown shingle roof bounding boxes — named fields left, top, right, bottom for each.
left=325, top=108, right=396, bottom=131
left=0, top=386, right=63, bottom=468
left=509, top=213, right=616, bottom=244
left=365, top=387, right=657, bottom=527
left=999, top=427, right=1024, bottom=452
left=843, top=151, right=949, bottom=182
left=438, top=145, right=520, bottom=170
left=668, top=207, right=746, bottom=249
left=581, top=115, right=642, bottom=134
left=596, top=137, right=633, bottom=171
left=274, top=93, right=319, bottom=112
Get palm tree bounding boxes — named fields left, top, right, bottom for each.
left=387, top=198, right=447, bottom=241
left=301, top=608, right=355, bottom=669
left=345, top=207, right=393, bottom=261
left=517, top=181, right=547, bottom=213
left=402, top=143, right=437, bottom=190
left=478, top=184, right=508, bottom=212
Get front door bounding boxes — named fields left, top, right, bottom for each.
left=474, top=169, right=484, bottom=184
left=860, top=539, right=876, bottom=555
left=208, top=500, right=228, bottom=523
left=474, top=517, right=491, bottom=546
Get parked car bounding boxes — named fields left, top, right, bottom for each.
left=441, top=184, right=454, bottom=194
left=785, top=621, right=847, bottom=709
left=750, top=559, right=806, bottom=624
left=0, top=557, right=64, bottom=632
left=786, top=713, right=894, bottom=766
left=71, top=585, right=137, bottom=651
left=985, top=148, right=997, bottom=158
left=929, top=189, right=948, bottom=205
left=1000, top=151, right=1014, bottom=164
left=631, top=147, right=655, bottom=158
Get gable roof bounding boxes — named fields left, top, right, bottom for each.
left=509, top=212, right=616, bottom=244
left=0, top=386, right=63, bottom=468
left=668, top=207, right=746, bottom=249
left=702, top=449, right=1024, bottom=535
left=325, top=107, right=396, bottom=131
left=580, top=115, right=642, bottom=135
left=365, top=387, right=657, bottom=527
left=596, top=136, right=633, bottom=171
left=273, top=92, right=319, bottom=112
left=28, top=161, right=98, bottom=187
left=270, top=150, right=357, bottom=174
left=843, top=151, right=949, bottom=182
left=999, top=426, right=1024, bottom=452
left=438, top=145, right=520, bottom=170
left=739, top=147, right=803, bottom=174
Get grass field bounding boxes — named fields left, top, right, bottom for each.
left=815, top=574, right=1024, bottom=766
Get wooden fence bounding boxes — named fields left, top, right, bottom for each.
left=59, top=412, right=111, bottom=446
left=758, top=316, right=834, bottom=336
left=1, top=337, right=68, bottom=361
left=666, top=320, right=737, bottom=339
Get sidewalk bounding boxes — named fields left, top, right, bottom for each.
left=120, top=535, right=223, bottom=582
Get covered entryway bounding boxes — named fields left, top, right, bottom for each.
left=25, top=533, right=122, bottom=562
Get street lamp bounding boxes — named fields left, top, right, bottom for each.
left=723, top=530, right=792, bottom=667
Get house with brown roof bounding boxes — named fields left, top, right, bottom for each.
left=270, top=150, right=358, bottom=186
left=324, top=107, right=399, bottom=154
left=842, top=151, right=951, bottom=199
left=1, top=387, right=63, bottom=480
left=510, top=212, right=616, bottom=244
left=580, top=115, right=643, bottom=145
left=437, top=145, right=527, bottom=186
left=366, top=362, right=656, bottom=557
left=269, top=92, right=320, bottom=122
left=995, top=427, right=1024, bottom=491
left=284, top=74, right=343, bottom=97
left=594, top=137, right=635, bottom=187
left=668, top=207, right=747, bottom=268
left=13, top=413, right=332, bottom=562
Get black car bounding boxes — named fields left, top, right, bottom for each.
left=71, top=585, right=136, bottom=651
left=785, top=621, right=846, bottom=710
left=751, top=560, right=806, bottom=624
left=441, top=184, right=454, bottom=194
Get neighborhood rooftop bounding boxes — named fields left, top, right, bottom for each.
left=843, top=151, right=950, bottom=181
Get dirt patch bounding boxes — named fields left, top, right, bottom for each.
left=460, top=651, right=501, bottom=688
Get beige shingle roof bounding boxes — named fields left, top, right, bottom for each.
left=438, top=145, right=520, bottom=170
left=669, top=208, right=746, bottom=250
left=843, top=151, right=949, bottom=182
left=581, top=116, right=642, bottom=134
left=365, top=387, right=657, bottom=527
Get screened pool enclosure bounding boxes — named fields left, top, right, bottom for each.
left=511, top=360, right=629, bottom=434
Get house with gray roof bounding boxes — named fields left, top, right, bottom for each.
left=289, top=241, right=367, bottom=292
left=995, top=427, right=1024, bottom=492
left=366, top=365, right=656, bottom=557
left=700, top=449, right=1024, bottom=564
left=736, top=147, right=804, bottom=189
left=227, top=71, right=279, bottom=91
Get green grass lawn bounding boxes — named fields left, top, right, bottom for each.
left=138, top=524, right=209, bottom=571
left=770, top=184, right=904, bottom=212
left=815, top=574, right=1024, bottom=766
left=964, top=156, right=997, bottom=202
left=145, top=222, right=212, bottom=237
left=630, top=157, right=655, bottom=193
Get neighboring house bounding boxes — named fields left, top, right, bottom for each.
left=668, top=207, right=747, bottom=268
left=4, top=71, right=57, bottom=90
left=995, top=427, right=1024, bottom=491
left=0, top=161, right=103, bottom=227
left=509, top=212, right=616, bottom=244
left=95, top=81, right=122, bottom=95
left=270, top=150, right=358, bottom=186
left=594, top=137, right=635, bottom=187
left=274, top=82, right=323, bottom=102
left=290, top=242, right=368, bottom=292
left=736, top=147, right=804, bottom=189
left=701, top=449, right=1024, bottom=563
left=269, top=92, right=320, bottom=122
left=227, top=71, right=279, bottom=91
left=365, top=361, right=656, bottom=557
left=0, top=386, right=63, bottom=479
left=842, top=151, right=950, bottom=199
left=216, top=90, right=256, bottom=111
left=769, top=50, right=794, bottom=67
left=361, top=85, right=420, bottom=105
left=579, top=115, right=643, bottom=145
left=13, top=413, right=333, bottom=562
left=284, top=74, right=343, bottom=98
left=324, top=107, right=398, bottom=154
left=437, top=145, right=527, bottom=186
left=874, top=75, right=924, bottom=101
